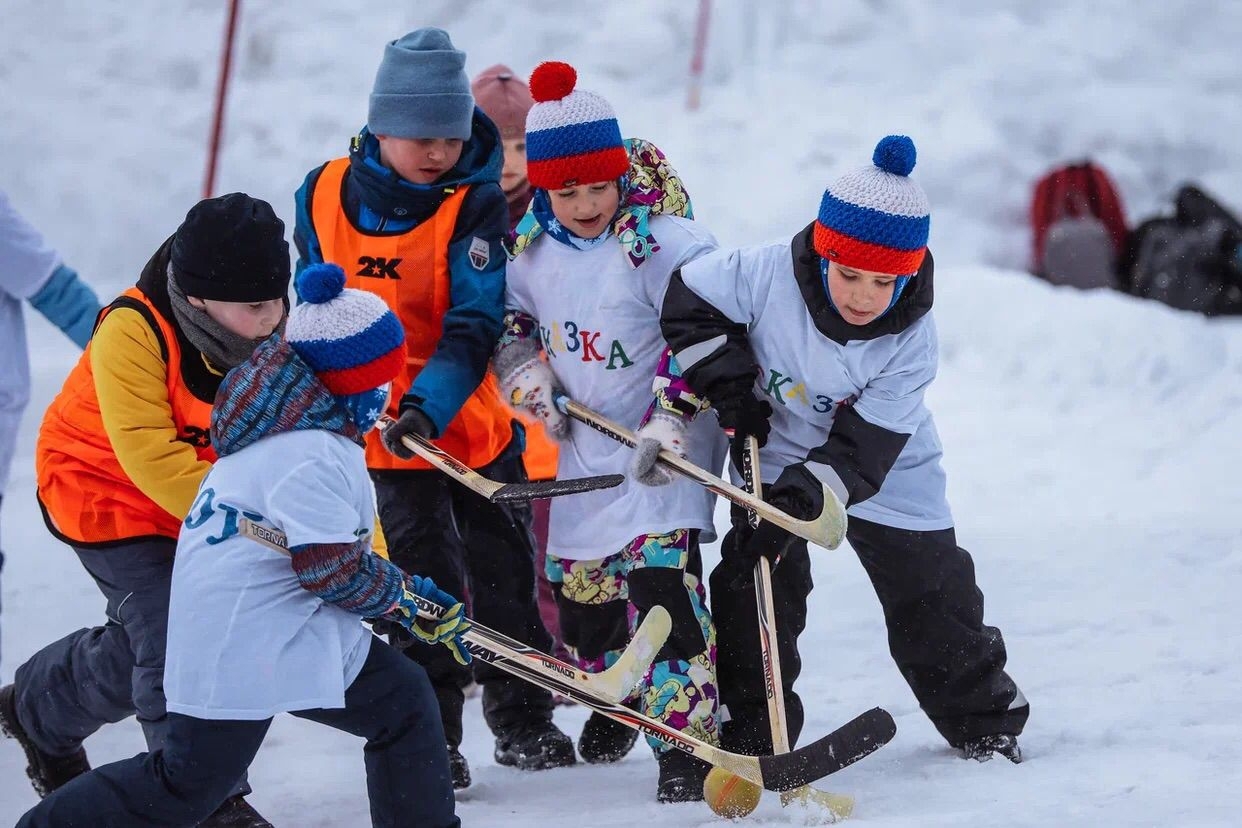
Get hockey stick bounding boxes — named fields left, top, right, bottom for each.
left=377, top=417, right=623, bottom=503
left=744, top=437, right=855, bottom=822
left=242, top=519, right=895, bottom=791
left=239, top=519, right=666, bottom=703
left=554, top=397, right=847, bottom=548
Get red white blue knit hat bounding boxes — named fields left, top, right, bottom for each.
left=524, top=61, right=629, bottom=190
left=286, top=263, right=405, bottom=395
left=814, top=135, right=931, bottom=276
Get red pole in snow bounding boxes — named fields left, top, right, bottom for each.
left=687, top=0, right=712, bottom=111
left=202, top=0, right=243, bottom=198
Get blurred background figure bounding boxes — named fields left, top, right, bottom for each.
left=0, top=190, right=101, bottom=670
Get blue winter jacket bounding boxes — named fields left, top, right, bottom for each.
left=292, top=113, right=509, bottom=435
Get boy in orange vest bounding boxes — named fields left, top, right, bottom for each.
left=0, top=193, right=287, bottom=826
left=292, top=28, right=571, bottom=790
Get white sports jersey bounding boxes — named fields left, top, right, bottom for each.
left=506, top=216, right=728, bottom=559
left=677, top=240, right=954, bottom=531
left=164, top=429, right=376, bottom=720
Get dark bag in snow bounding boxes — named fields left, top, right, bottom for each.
left=1030, top=161, right=1129, bottom=289
left=1119, top=185, right=1242, bottom=316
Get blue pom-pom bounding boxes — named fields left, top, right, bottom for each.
left=872, top=135, right=917, bottom=177
left=296, top=263, right=346, bottom=304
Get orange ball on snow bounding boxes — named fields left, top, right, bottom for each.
left=703, top=766, right=762, bottom=818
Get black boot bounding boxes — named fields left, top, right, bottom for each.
left=577, top=712, right=639, bottom=764
left=656, top=749, right=711, bottom=803
left=198, top=795, right=273, bottom=827
left=448, top=744, right=471, bottom=790
left=493, top=719, right=576, bottom=770
left=0, top=683, right=91, bottom=798
left=959, top=733, right=1023, bottom=764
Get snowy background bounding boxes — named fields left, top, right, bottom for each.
left=3, top=1, right=1242, bottom=825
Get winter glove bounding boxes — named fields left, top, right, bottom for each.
left=498, top=356, right=569, bottom=440
left=381, top=405, right=436, bottom=459
left=712, top=392, right=773, bottom=472
left=630, top=410, right=689, bottom=487
left=391, top=575, right=473, bottom=665
left=724, top=462, right=824, bottom=585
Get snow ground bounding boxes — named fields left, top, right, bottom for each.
left=3, top=1, right=1242, bottom=825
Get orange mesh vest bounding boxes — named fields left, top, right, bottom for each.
left=310, top=157, right=512, bottom=471
left=36, top=288, right=216, bottom=545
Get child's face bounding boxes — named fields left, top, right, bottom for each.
left=376, top=135, right=465, bottom=184
left=188, top=297, right=285, bottom=341
left=825, top=262, right=901, bottom=326
left=548, top=181, right=620, bottom=239
left=501, top=137, right=528, bottom=194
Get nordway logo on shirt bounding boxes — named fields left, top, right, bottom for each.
left=760, top=367, right=855, bottom=414
left=538, top=319, right=636, bottom=370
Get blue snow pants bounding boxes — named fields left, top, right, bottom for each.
left=17, top=636, right=459, bottom=827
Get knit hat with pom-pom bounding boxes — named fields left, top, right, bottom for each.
left=814, top=135, right=931, bottom=276
left=524, top=61, right=629, bottom=189
left=285, top=263, right=405, bottom=395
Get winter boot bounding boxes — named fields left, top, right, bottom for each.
left=198, top=795, right=273, bottom=827
left=0, top=683, right=91, bottom=797
left=655, top=749, right=711, bottom=803
left=448, top=744, right=472, bottom=790
left=493, top=719, right=576, bottom=770
left=960, top=733, right=1023, bottom=764
left=577, top=712, right=639, bottom=764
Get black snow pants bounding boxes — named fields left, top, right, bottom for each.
left=372, top=434, right=554, bottom=747
left=711, top=508, right=1028, bottom=753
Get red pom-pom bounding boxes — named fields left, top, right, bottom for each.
left=530, top=61, right=577, bottom=103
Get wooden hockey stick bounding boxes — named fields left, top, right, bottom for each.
left=377, top=417, right=622, bottom=503
left=239, top=518, right=666, bottom=703
left=555, top=397, right=847, bottom=548
left=744, top=437, right=855, bottom=822
left=241, top=519, right=895, bottom=791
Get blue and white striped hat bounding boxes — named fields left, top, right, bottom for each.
left=814, top=135, right=931, bottom=276
left=286, top=263, right=405, bottom=395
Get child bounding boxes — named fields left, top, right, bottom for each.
left=658, top=136, right=1030, bottom=763
left=495, top=61, right=726, bottom=802
left=17, top=263, right=469, bottom=828
left=1, top=193, right=287, bottom=826
left=470, top=61, right=567, bottom=666
left=293, top=28, right=570, bottom=789
left=0, top=189, right=101, bottom=669
left=471, top=64, right=535, bottom=229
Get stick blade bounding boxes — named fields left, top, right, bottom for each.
left=758, top=707, right=895, bottom=792
left=593, top=605, right=671, bottom=699
left=490, top=474, right=625, bottom=502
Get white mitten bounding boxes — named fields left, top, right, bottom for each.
left=630, top=410, right=688, bottom=487
left=498, top=355, right=568, bottom=440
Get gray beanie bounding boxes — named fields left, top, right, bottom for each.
left=368, top=28, right=474, bottom=140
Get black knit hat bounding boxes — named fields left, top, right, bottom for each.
left=170, top=193, right=291, bottom=302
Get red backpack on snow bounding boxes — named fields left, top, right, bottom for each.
left=1030, top=161, right=1129, bottom=288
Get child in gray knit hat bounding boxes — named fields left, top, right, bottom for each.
left=292, top=27, right=574, bottom=791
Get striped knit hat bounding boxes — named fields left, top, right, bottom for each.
left=286, top=263, right=405, bottom=395
left=524, top=61, right=629, bottom=190
left=814, top=135, right=930, bottom=276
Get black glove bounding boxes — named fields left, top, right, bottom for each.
left=367, top=617, right=417, bottom=650
left=381, top=405, right=436, bottom=459
left=712, top=392, right=773, bottom=471
left=724, top=463, right=823, bottom=586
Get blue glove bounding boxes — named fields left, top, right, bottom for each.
left=391, top=575, right=472, bottom=665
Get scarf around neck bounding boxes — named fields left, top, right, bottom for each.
left=167, top=266, right=286, bottom=372
left=507, top=138, right=694, bottom=267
